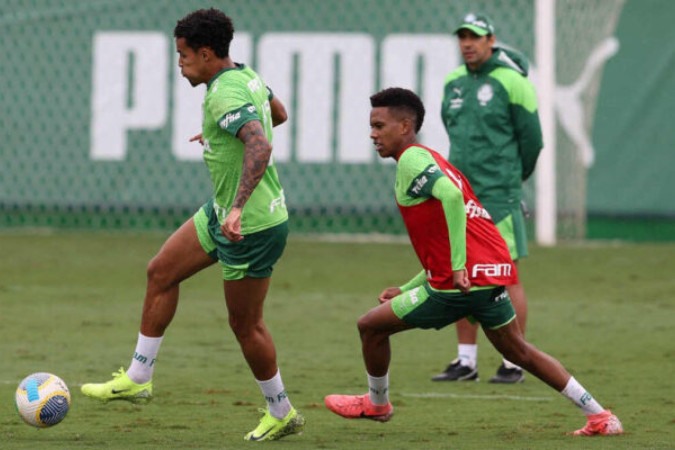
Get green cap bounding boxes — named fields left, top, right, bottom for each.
left=454, top=13, right=495, bottom=36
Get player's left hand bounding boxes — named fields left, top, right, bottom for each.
left=378, top=287, right=401, bottom=304
left=221, top=208, right=243, bottom=242
left=189, top=133, right=204, bottom=145
left=453, top=269, right=471, bottom=294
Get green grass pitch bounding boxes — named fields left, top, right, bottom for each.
left=1, top=231, right=673, bottom=449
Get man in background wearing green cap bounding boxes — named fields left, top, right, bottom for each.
left=433, top=13, right=543, bottom=384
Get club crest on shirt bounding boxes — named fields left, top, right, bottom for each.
left=477, top=83, right=494, bottom=106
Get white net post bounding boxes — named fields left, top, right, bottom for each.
left=535, top=0, right=557, bottom=246
left=535, top=0, right=625, bottom=243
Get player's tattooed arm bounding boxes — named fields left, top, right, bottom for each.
left=233, top=120, right=272, bottom=209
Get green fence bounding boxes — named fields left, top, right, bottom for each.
left=1, top=0, right=672, bottom=239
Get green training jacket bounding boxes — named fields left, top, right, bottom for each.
left=440, top=47, right=543, bottom=207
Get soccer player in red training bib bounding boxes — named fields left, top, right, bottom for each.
left=324, top=87, right=623, bottom=437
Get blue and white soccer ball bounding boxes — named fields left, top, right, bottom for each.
left=15, top=372, right=71, bottom=428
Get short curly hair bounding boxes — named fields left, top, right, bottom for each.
left=174, top=8, right=234, bottom=58
left=370, top=87, right=425, bottom=133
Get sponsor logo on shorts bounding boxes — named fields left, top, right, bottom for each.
left=494, top=290, right=509, bottom=302
left=409, top=287, right=420, bottom=304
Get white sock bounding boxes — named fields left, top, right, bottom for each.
left=458, top=344, right=477, bottom=369
left=126, top=333, right=163, bottom=384
left=257, top=370, right=292, bottom=419
left=502, top=358, right=522, bottom=370
left=560, top=377, right=605, bottom=416
left=367, top=372, right=389, bottom=405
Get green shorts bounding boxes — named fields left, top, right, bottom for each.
left=193, top=200, right=288, bottom=280
left=390, top=284, right=516, bottom=330
left=485, top=203, right=528, bottom=261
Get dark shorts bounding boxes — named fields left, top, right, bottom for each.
left=390, top=284, right=516, bottom=330
left=193, top=200, right=288, bottom=280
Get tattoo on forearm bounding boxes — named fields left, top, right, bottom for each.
left=234, top=121, right=272, bottom=209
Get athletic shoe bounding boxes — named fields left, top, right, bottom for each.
left=244, top=407, right=305, bottom=441
left=489, top=363, right=525, bottom=384
left=431, top=358, right=478, bottom=381
left=324, top=394, right=393, bottom=422
left=81, top=367, right=153, bottom=403
left=572, top=410, right=623, bottom=436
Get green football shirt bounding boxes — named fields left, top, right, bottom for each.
left=201, top=63, right=288, bottom=235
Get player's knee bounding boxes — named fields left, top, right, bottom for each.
left=357, top=311, right=388, bottom=343
left=228, top=314, right=263, bottom=342
left=357, top=313, right=374, bottom=337
left=502, top=341, right=535, bottom=367
left=146, top=254, right=173, bottom=289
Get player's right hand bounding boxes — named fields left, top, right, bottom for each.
left=221, top=207, right=243, bottom=242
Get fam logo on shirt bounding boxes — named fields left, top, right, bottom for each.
left=477, top=83, right=494, bottom=106
left=269, top=193, right=286, bottom=213
left=472, top=263, right=512, bottom=278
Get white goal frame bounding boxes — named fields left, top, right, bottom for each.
left=535, top=0, right=557, bottom=246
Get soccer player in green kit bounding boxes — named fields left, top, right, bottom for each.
left=324, top=88, right=622, bottom=437
left=81, top=8, right=304, bottom=442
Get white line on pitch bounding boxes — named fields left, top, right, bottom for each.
left=402, top=392, right=553, bottom=402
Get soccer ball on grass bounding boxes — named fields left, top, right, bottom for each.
left=15, top=372, right=71, bottom=428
